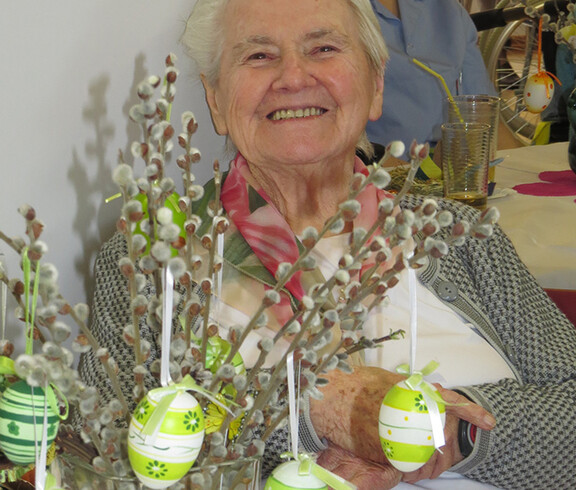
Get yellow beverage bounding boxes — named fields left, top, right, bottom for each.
left=446, top=191, right=487, bottom=209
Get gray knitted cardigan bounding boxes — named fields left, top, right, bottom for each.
left=80, top=191, right=576, bottom=489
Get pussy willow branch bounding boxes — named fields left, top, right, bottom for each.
left=0, top=276, right=46, bottom=344
left=67, top=296, right=130, bottom=418
left=220, top=158, right=417, bottom=441
left=201, top=165, right=223, bottom=363
left=0, top=231, right=24, bottom=255
left=181, top=135, right=198, bottom=349
left=344, top=329, right=406, bottom=356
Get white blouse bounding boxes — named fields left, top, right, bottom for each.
left=310, top=233, right=516, bottom=388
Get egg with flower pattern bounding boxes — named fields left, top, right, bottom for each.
left=379, top=381, right=445, bottom=472
left=203, top=336, right=245, bottom=377
left=0, top=380, right=60, bottom=465
left=128, top=389, right=205, bottom=489
left=264, top=460, right=327, bottom=490
left=523, top=72, right=555, bottom=113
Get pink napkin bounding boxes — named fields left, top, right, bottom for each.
left=513, top=170, right=576, bottom=201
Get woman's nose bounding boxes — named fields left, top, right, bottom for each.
left=272, top=53, right=315, bottom=91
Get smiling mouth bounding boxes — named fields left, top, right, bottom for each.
left=268, top=107, right=327, bottom=121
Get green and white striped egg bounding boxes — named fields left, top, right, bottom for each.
left=0, top=380, right=60, bottom=465
left=264, top=460, right=327, bottom=490
left=128, top=389, right=205, bottom=489
left=379, top=381, right=445, bottom=472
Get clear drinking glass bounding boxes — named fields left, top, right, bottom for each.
left=446, top=95, right=500, bottom=191
left=441, top=122, right=491, bottom=209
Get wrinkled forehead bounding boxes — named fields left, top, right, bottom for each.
left=220, top=0, right=360, bottom=47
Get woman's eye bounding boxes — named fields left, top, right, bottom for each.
left=310, top=45, right=339, bottom=56
left=246, top=52, right=270, bottom=61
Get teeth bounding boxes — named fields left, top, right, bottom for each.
left=270, top=107, right=324, bottom=121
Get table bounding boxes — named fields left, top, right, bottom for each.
left=491, top=142, right=576, bottom=322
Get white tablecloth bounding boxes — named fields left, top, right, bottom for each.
left=491, top=142, right=576, bottom=291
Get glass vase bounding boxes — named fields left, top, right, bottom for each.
left=52, top=453, right=261, bottom=490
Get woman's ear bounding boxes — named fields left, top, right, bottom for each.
left=368, top=70, right=385, bottom=122
left=201, top=74, right=229, bottom=135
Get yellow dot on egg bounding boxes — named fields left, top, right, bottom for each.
left=404, top=416, right=409, bottom=421
left=427, top=435, right=432, bottom=440
left=388, top=429, right=392, bottom=435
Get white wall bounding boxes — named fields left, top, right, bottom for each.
left=0, top=1, right=225, bottom=349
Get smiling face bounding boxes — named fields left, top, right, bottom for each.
left=202, top=0, right=384, bottom=171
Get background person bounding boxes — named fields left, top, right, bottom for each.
left=368, top=0, right=520, bottom=158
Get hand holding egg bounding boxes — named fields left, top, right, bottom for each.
left=379, top=379, right=446, bottom=472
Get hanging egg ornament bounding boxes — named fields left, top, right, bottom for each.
left=204, top=336, right=246, bottom=377
left=134, top=192, right=186, bottom=257
left=128, top=389, right=205, bottom=489
left=0, top=380, right=61, bottom=465
left=523, top=72, right=555, bottom=113
left=379, top=380, right=446, bottom=472
left=264, top=460, right=327, bottom=490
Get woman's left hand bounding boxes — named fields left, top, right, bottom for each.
left=401, top=411, right=462, bottom=482
left=402, top=385, right=496, bottom=483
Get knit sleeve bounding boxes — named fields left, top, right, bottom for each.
left=77, top=232, right=160, bottom=414
left=436, top=200, right=576, bottom=489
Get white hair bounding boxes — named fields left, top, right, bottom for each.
left=180, top=0, right=388, bottom=157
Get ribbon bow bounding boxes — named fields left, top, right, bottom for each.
left=140, top=374, right=237, bottom=444
left=396, top=361, right=446, bottom=450
left=279, top=452, right=357, bottom=490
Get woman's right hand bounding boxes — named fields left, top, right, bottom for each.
left=317, top=441, right=402, bottom=489
left=309, top=365, right=406, bottom=461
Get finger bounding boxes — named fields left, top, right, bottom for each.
left=436, top=385, right=496, bottom=430
left=401, top=413, right=463, bottom=482
left=402, top=452, right=438, bottom=483
left=429, top=444, right=455, bottom=479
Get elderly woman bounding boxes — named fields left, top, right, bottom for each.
left=84, top=0, right=576, bottom=488
left=180, top=0, right=576, bottom=488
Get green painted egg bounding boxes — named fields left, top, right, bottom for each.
left=197, top=336, right=245, bottom=376
left=379, top=381, right=445, bottom=472
left=134, top=192, right=186, bottom=257
left=264, top=460, right=327, bottom=490
left=128, top=389, right=205, bottom=489
left=0, top=380, right=60, bottom=465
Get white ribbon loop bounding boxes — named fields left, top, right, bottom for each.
left=287, top=351, right=300, bottom=459
left=421, top=389, right=445, bottom=450
left=161, top=266, right=174, bottom=388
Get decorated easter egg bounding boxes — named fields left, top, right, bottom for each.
left=264, top=460, right=327, bottom=490
left=0, top=380, right=60, bottom=465
left=134, top=192, right=186, bottom=257
left=379, top=381, right=446, bottom=472
left=204, top=336, right=246, bottom=377
left=523, top=72, right=555, bottom=113
left=128, top=389, right=205, bottom=489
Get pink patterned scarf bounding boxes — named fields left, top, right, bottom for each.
left=220, top=153, right=396, bottom=323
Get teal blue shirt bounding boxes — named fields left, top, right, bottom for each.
left=368, top=0, right=496, bottom=150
